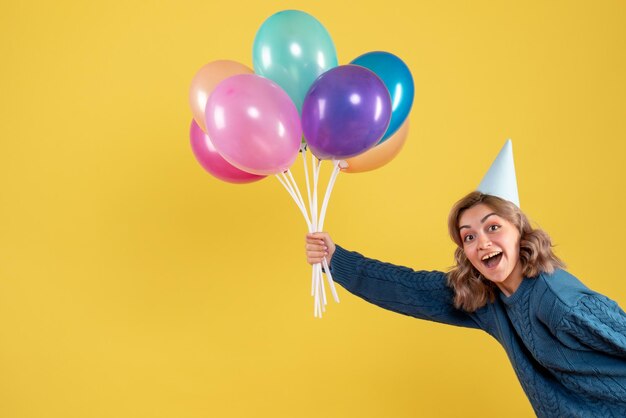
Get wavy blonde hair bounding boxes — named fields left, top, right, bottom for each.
left=447, top=192, right=565, bottom=312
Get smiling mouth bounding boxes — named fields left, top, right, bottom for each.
left=481, top=251, right=502, bottom=268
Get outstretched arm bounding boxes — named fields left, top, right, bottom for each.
left=329, top=245, right=492, bottom=331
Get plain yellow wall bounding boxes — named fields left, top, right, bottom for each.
left=1, top=1, right=625, bottom=417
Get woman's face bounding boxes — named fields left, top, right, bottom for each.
left=458, top=203, right=523, bottom=295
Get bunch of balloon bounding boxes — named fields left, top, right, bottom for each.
left=299, top=65, right=391, bottom=315
left=305, top=52, right=415, bottom=311
left=252, top=10, right=342, bottom=317
left=186, top=9, right=414, bottom=318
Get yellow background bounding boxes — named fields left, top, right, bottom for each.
left=1, top=1, right=625, bottom=417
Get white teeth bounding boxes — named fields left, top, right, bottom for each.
left=481, top=251, right=502, bottom=261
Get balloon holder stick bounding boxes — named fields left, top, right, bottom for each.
left=274, top=148, right=341, bottom=317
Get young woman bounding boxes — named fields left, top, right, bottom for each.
left=305, top=191, right=626, bottom=418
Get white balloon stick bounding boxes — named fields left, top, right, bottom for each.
left=318, top=160, right=341, bottom=231
left=287, top=169, right=309, bottom=224
left=312, top=155, right=320, bottom=231
left=311, top=156, right=322, bottom=316
left=314, top=269, right=321, bottom=317
left=276, top=152, right=341, bottom=317
left=322, top=257, right=339, bottom=303
left=288, top=167, right=327, bottom=311
left=302, top=148, right=318, bottom=301
left=280, top=172, right=303, bottom=215
left=284, top=156, right=322, bottom=316
left=311, top=256, right=316, bottom=297
left=275, top=174, right=297, bottom=205
left=301, top=147, right=313, bottom=215
left=319, top=263, right=327, bottom=306
left=317, top=160, right=341, bottom=303
left=278, top=172, right=311, bottom=230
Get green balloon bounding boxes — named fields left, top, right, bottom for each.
left=253, top=10, right=338, bottom=114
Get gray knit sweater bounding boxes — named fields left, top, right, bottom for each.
left=329, top=245, right=626, bottom=418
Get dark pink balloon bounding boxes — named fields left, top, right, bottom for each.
left=190, top=120, right=265, bottom=184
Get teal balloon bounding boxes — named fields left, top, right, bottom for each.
left=253, top=10, right=338, bottom=113
left=350, top=51, right=414, bottom=142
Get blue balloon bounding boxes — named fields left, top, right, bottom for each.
left=350, top=51, right=414, bottom=142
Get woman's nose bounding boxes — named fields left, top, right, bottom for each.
left=477, top=234, right=491, bottom=249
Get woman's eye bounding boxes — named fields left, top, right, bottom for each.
left=489, top=224, right=501, bottom=232
left=463, top=234, right=474, bottom=242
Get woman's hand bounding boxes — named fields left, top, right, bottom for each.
left=305, top=232, right=336, bottom=266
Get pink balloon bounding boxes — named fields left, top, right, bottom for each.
left=190, top=120, right=266, bottom=184
left=204, top=74, right=302, bottom=176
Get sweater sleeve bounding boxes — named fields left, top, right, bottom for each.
left=329, top=245, right=489, bottom=330
left=555, top=294, right=626, bottom=358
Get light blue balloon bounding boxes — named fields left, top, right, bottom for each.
left=350, top=51, right=414, bottom=142
left=253, top=10, right=338, bottom=114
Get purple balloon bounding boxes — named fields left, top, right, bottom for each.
left=302, top=65, right=392, bottom=160
left=190, top=120, right=265, bottom=184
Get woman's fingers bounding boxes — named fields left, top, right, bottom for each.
left=306, top=246, right=328, bottom=256
left=307, top=239, right=327, bottom=248
left=304, top=232, right=332, bottom=265
left=307, top=253, right=329, bottom=264
left=306, top=247, right=327, bottom=255
left=305, top=241, right=327, bottom=265
left=306, top=232, right=329, bottom=240
left=305, top=243, right=327, bottom=250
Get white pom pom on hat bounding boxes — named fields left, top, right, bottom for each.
left=477, top=139, right=520, bottom=208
